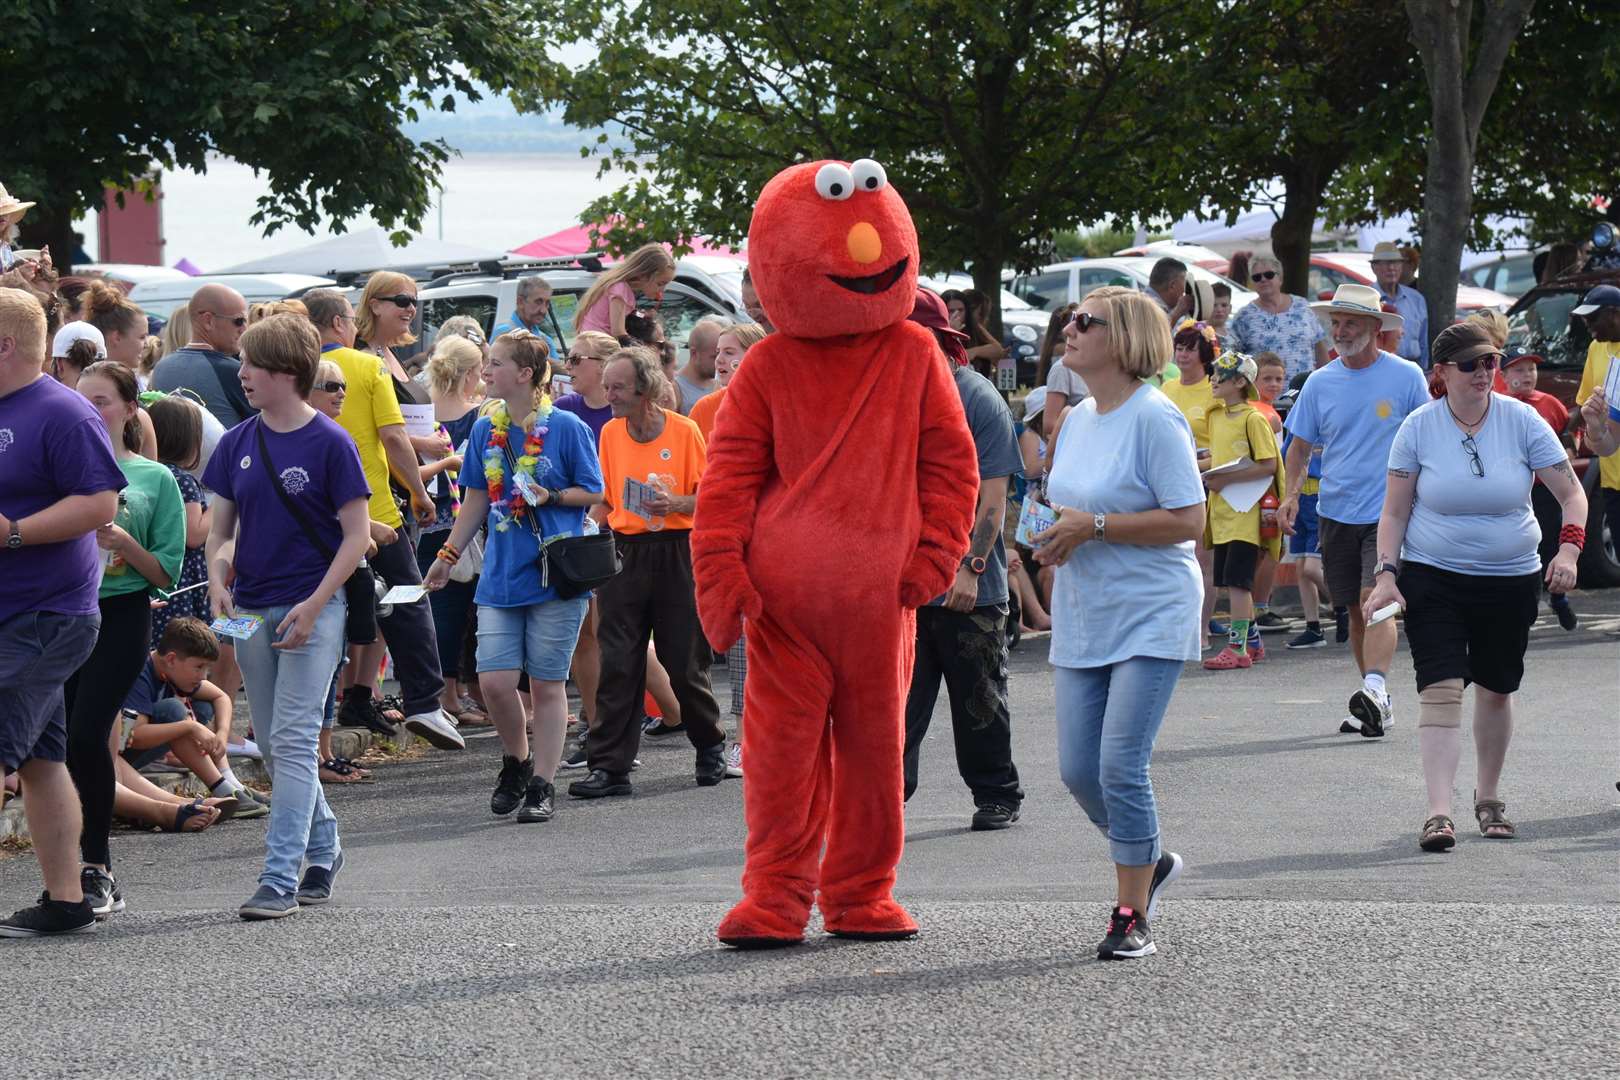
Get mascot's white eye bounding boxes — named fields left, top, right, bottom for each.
left=850, top=159, right=888, bottom=193
left=814, top=163, right=855, bottom=201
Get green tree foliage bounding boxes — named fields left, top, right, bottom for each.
left=521, top=0, right=1220, bottom=329
left=2, top=1, right=547, bottom=262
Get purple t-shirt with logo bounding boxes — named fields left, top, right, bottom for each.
left=553, top=392, right=613, bottom=443
left=203, top=412, right=369, bottom=610
left=0, top=375, right=127, bottom=621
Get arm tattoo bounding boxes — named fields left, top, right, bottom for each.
left=1388, top=468, right=1411, bottom=478
left=968, top=506, right=1000, bottom=558
left=1550, top=461, right=1576, bottom=484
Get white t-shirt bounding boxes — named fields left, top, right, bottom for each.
left=1045, top=383, right=1206, bottom=668
left=1388, top=394, right=1567, bottom=576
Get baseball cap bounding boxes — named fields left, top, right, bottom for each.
left=1022, top=388, right=1048, bottom=423
left=908, top=289, right=970, bottom=340
left=1572, top=283, right=1620, bottom=317
left=1212, top=350, right=1259, bottom=399
left=1501, top=345, right=1542, bottom=368
left=1431, top=322, right=1498, bottom=367
left=52, top=321, right=107, bottom=360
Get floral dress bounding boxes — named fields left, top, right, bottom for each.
left=1229, top=295, right=1328, bottom=381
left=150, top=464, right=210, bottom=639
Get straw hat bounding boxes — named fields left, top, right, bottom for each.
left=1369, top=241, right=1406, bottom=264
left=1310, top=283, right=1404, bottom=331
left=0, top=183, right=35, bottom=223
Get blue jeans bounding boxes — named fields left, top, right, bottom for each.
left=1053, top=657, right=1183, bottom=866
left=235, top=596, right=346, bottom=894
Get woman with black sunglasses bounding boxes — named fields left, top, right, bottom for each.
left=1227, top=255, right=1330, bottom=381
left=1365, top=322, right=1587, bottom=854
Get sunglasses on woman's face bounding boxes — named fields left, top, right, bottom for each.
left=379, top=294, right=418, bottom=309
left=1447, top=354, right=1500, bottom=373
left=314, top=380, right=346, bottom=393
left=565, top=354, right=594, bottom=366
left=1251, top=271, right=1278, bottom=283
left=1065, top=311, right=1108, bottom=334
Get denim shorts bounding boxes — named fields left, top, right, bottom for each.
left=0, top=611, right=101, bottom=771
left=1288, top=493, right=1321, bottom=558
left=476, top=597, right=589, bottom=681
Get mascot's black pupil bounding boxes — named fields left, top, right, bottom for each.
left=864, top=178, right=877, bottom=188
left=830, top=183, right=844, bottom=195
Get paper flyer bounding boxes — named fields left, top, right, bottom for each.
left=1016, top=497, right=1059, bottom=547
left=1603, top=354, right=1620, bottom=421
left=210, top=614, right=265, bottom=640
left=399, top=403, right=437, bottom=438
left=379, top=585, right=428, bottom=606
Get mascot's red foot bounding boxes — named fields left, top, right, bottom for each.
left=717, top=896, right=807, bottom=949
left=823, top=899, right=919, bottom=941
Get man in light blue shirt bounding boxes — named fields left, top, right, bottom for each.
left=1281, top=283, right=1429, bottom=738
left=491, top=276, right=560, bottom=358
left=1371, top=242, right=1429, bottom=367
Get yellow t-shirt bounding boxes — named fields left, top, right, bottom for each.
left=598, top=409, right=707, bottom=534
left=1205, top=401, right=1284, bottom=555
left=1161, top=375, right=1218, bottom=449
left=328, top=346, right=407, bottom=528
left=1576, top=339, right=1620, bottom=491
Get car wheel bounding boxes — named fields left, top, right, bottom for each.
left=1577, top=469, right=1620, bottom=589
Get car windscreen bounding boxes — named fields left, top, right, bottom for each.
left=1507, top=291, right=1590, bottom=370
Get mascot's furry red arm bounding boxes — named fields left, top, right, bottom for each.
left=692, top=158, right=977, bottom=948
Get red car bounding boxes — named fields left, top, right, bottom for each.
left=1306, top=252, right=1514, bottom=319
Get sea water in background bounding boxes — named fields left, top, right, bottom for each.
left=82, top=153, right=618, bottom=273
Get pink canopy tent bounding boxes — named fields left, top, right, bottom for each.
left=511, top=224, right=744, bottom=261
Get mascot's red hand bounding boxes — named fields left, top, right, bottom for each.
left=696, top=562, right=763, bottom=652
left=899, top=549, right=958, bottom=608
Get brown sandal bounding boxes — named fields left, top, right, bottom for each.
left=1419, top=814, right=1456, bottom=852
left=1473, top=793, right=1515, bottom=839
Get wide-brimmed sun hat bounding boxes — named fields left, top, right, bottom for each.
left=0, top=183, right=35, bottom=223
left=1310, top=283, right=1404, bottom=331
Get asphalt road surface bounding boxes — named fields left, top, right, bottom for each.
left=5, top=595, right=1617, bottom=1079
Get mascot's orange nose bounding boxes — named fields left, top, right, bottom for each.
left=846, top=222, right=883, bottom=264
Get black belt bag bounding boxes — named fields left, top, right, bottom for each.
left=539, top=531, right=622, bottom=599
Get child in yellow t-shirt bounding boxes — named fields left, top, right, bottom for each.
left=1200, top=351, right=1284, bottom=671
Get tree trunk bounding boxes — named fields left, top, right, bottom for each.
left=1417, top=97, right=1473, bottom=334
left=1272, top=164, right=1322, bottom=299
left=972, top=255, right=1005, bottom=342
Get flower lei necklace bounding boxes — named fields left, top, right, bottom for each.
left=484, top=396, right=552, bottom=531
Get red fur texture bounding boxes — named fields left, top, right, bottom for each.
left=692, top=161, right=977, bottom=945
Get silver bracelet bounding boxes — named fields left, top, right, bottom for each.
left=1093, top=512, right=1106, bottom=541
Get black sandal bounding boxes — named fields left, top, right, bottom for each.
left=166, top=798, right=217, bottom=833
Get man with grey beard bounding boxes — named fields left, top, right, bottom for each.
left=1278, top=284, right=1428, bottom=738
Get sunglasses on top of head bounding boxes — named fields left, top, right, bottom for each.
left=1065, top=311, right=1108, bottom=333
left=378, top=294, right=418, bottom=309
left=1446, top=353, right=1500, bottom=373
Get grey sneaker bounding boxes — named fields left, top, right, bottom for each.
left=80, top=867, right=124, bottom=919
left=0, top=898, right=97, bottom=938
left=238, top=884, right=299, bottom=920
left=229, top=788, right=270, bottom=820
left=296, top=851, right=345, bottom=905
left=1145, top=851, right=1183, bottom=922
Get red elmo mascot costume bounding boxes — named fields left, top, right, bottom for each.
left=692, top=159, right=977, bottom=947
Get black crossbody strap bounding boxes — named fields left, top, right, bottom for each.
left=254, top=419, right=338, bottom=562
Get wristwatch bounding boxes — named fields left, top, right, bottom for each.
left=961, top=554, right=987, bottom=575
left=1374, top=562, right=1399, bottom=578
left=1093, top=512, right=1107, bottom=542
left=545, top=487, right=565, bottom=506
left=6, top=521, right=20, bottom=550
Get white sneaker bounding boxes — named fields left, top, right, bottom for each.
left=226, top=738, right=262, bottom=760
left=404, top=709, right=466, bottom=751
left=723, top=742, right=744, bottom=778
left=1347, top=688, right=1392, bottom=738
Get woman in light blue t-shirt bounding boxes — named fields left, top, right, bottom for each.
left=1365, top=324, right=1586, bottom=854
left=1031, top=287, right=1206, bottom=961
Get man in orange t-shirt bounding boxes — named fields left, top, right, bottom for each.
left=570, top=347, right=726, bottom=798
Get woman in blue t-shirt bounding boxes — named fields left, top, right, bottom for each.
left=204, top=315, right=371, bottom=921
left=1030, top=287, right=1206, bottom=961
left=425, top=330, right=604, bottom=825
left=1365, top=323, right=1587, bottom=854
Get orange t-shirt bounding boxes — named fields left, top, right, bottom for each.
left=1255, top=399, right=1281, bottom=431
left=688, top=386, right=727, bottom=442
left=598, top=408, right=707, bottom=534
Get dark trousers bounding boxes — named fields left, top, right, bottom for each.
left=416, top=531, right=476, bottom=679
left=588, top=530, right=722, bottom=776
left=1531, top=481, right=1562, bottom=571
left=370, top=531, right=445, bottom=717
left=64, top=590, right=152, bottom=868
left=902, top=604, right=1023, bottom=807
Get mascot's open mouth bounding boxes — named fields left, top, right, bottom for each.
left=828, top=257, right=909, bottom=296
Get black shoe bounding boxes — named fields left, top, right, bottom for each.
left=490, top=755, right=534, bottom=816
left=1333, top=607, right=1350, bottom=643
left=1254, top=610, right=1288, bottom=631
left=0, top=897, right=97, bottom=938
left=695, top=745, right=727, bottom=787
left=559, top=737, right=589, bottom=770
left=516, top=778, right=555, bottom=823
left=80, top=867, right=123, bottom=919
left=1287, top=627, right=1327, bottom=649
left=971, top=802, right=1021, bottom=830
left=1145, top=851, right=1183, bottom=921
left=339, top=692, right=397, bottom=738
left=568, top=769, right=633, bottom=799
left=1551, top=595, right=1577, bottom=631
left=1096, top=905, right=1155, bottom=960
left=641, top=715, right=687, bottom=738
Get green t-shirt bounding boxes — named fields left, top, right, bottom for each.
left=100, top=455, right=186, bottom=600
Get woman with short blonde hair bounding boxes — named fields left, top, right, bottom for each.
left=1031, top=285, right=1205, bottom=960
left=1228, top=254, right=1330, bottom=379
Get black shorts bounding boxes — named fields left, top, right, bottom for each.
left=1398, top=561, right=1540, bottom=694
left=1212, top=540, right=1261, bottom=590
left=1320, top=517, right=1378, bottom=606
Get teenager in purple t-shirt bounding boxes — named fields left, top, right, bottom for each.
left=552, top=329, right=617, bottom=443
left=203, top=315, right=370, bottom=921
left=0, top=289, right=126, bottom=938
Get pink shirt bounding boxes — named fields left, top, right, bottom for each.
left=577, top=281, right=637, bottom=335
